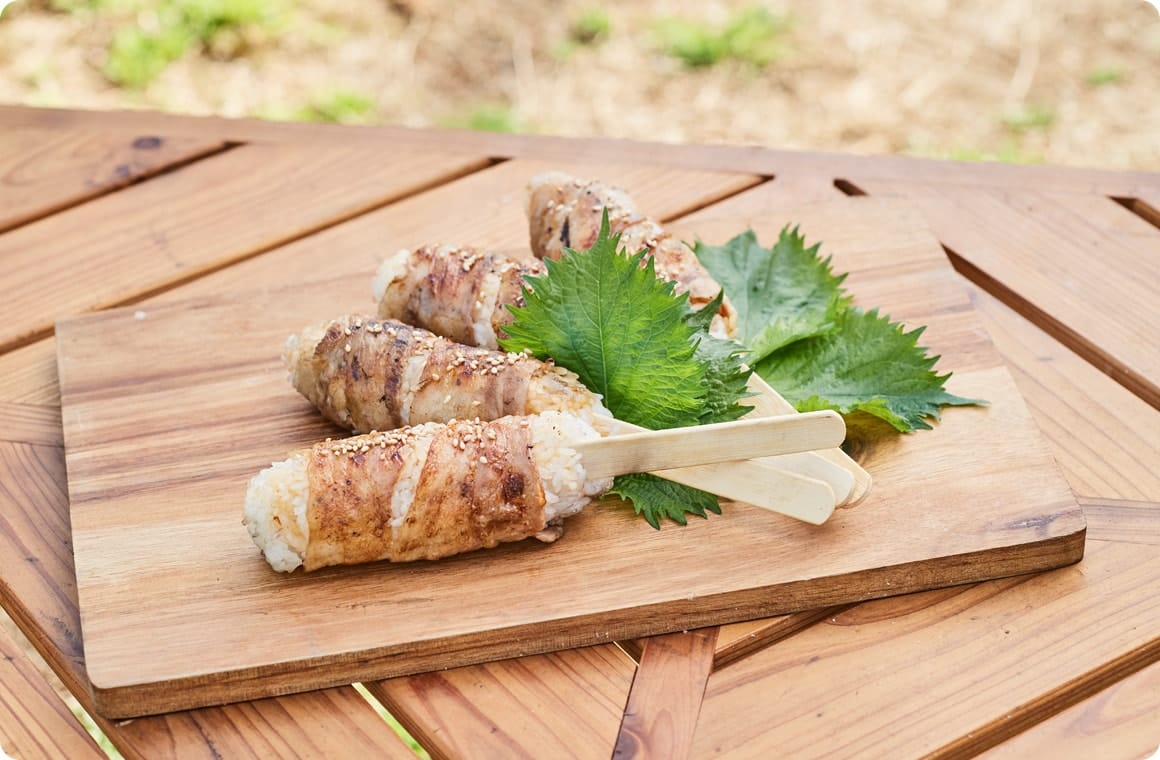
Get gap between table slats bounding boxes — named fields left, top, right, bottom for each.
left=832, top=178, right=1160, bottom=412
left=0, top=129, right=231, bottom=235
left=1112, top=193, right=1160, bottom=230
left=0, top=142, right=497, bottom=354
left=0, top=611, right=105, bottom=760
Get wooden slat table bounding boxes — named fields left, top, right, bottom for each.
left=0, top=106, right=1156, bottom=760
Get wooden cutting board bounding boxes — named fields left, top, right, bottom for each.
left=55, top=203, right=1084, bottom=719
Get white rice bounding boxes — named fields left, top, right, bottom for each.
left=243, top=452, right=310, bottom=572
left=527, top=366, right=613, bottom=434
left=470, top=269, right=502, bottom=349
left=527, top=411, right=611, bottom=523
left=284, top=320, right=352, bottom=426
left=283, top=321, right=328, bottom=386
left=372, top=248, right=412, bottom=305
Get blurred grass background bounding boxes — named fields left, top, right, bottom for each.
left=1, top=0, right=1158, bottom=168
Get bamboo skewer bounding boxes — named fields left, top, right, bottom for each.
left=601, top=417, right=839, bottom=524
left=577, top=411, right=846, bottom=480
left=650, top=460, right=838, bottom=525
left=760, top=452, right=854, bottom=505
left=744, top=375, right=873, bottom=507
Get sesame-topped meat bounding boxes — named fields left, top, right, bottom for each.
left=243, top=412, right=611, bottom=571
left=372, top=244, right=546, bottom=350
left=525, top=172, right=737, bottom=338
left=284, top=316, right=611, bottom=435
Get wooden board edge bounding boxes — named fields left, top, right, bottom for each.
left=83, top=512, right=1086, bottom=719
left=935, top=636, right=1160, bottom=759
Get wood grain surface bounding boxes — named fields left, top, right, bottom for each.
left=964, top=287, right=1160, bottom=501
left=843, top=179, right=1160, bottom=410
left=0, top=402, right=61, bottom=447
left=694, top=537, right=1160, bottom=759
left=1081, top=497, right=1160, bottom=545
left=5, top=105, right=1157, bottom=197
left=0, top=341, right=60, bottom=406
left=0, top=128, right=226, bottom=233
left=369, top=645, right=636, bottom=760
left=1, top=159, right=761, bottom=752
left=0, top=142, right=489, bottom=353
left=0, top=436, right=428, bottom=760
left=0, top=114, right=1154, bottom=756
left=0, top=618, right=105, bottom=760
left=56, top=193, right=1081, bottom=717
left=134, top=158, right=763, bottom=304
left=979, top=659, right=1160, bottom=760
left=613, top=629, right=717, bottom=760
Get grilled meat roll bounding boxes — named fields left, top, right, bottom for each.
left=243, top=413, right=610, bottom=571
left=284, top=316, right=610, bottom=433
left=525, top=172, right=737, bottom=338
left=372, top=244, right=545, bottom=350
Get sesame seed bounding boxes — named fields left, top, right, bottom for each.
left=479, top=456, right=488, bottom=464
left=344, top=343, right=352, bottom=352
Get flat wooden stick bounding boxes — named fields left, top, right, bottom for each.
left=745, top=375, right=873, bottom=507
left=762, top=451, right=855, bottom=506
left=601, top=418, right=838, bottom=525
left=576, top=411, right=845, bottom=481
left=651, top=460, right=837, bottom=525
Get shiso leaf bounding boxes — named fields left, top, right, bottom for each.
left=755, top=307, right=985, bottom=432
left=500, top=211, right=751, bottom=526
left=608, top=473, right=721, bottom=530
left=695, top=226, right=849, bottom=360
left=500, top=211, right=707, bottom=430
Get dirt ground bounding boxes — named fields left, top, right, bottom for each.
left=1, top=0, right=1158, bottom=169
